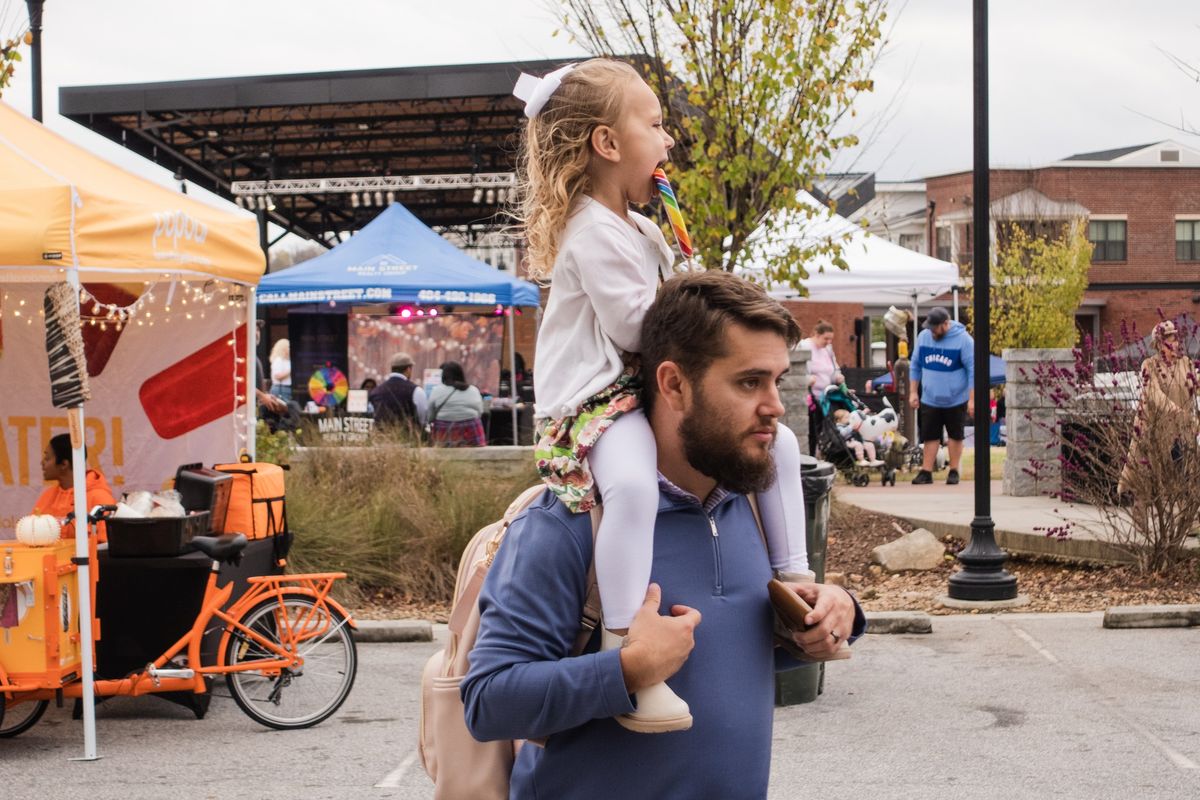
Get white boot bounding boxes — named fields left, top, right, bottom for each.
left=602, top=629, right=692, bottom=734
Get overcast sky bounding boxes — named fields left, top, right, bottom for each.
left=1, top=0, right=1196, bottom=198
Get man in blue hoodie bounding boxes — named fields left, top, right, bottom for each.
left=462, top=271, right=864, bottom=800
left=908, top=306, right=975, bottom=484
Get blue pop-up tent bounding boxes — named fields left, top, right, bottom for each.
left=257, top=202, right=539, bottom=307
left=258, top=203, right=540, bottom=439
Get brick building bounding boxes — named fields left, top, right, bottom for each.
left=925, top=141, right=1200, bottom=342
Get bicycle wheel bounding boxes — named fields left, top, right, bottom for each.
left=224, top=594, right=357, bottom=730
left=0, top=699, right=49, bottom=738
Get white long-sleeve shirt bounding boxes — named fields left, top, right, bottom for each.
left=533, top=197, right=675, bottom=420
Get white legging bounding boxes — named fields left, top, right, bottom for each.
left=588, top=411, right=809, bottom=628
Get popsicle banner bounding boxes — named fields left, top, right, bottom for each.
left=1, top=283, right=248, bottom=528
left=652, top=168, right=694, bottom=267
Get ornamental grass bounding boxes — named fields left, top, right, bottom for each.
left=284, top=431, right=537, bottom=605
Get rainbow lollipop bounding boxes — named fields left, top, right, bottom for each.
left=653, top=168, right=693, bottom=266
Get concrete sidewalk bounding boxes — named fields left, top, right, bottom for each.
left=833, top=478, right=1197, bottom=563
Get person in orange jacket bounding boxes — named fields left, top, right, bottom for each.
left=32, top=433, right=116, bottom=542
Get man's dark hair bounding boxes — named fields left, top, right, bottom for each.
left=49, top=433, right=74, bottom=466
left=640, top=271, right=801, bottom=416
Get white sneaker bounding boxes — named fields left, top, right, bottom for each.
left=602, top=629, right=693, bottom=733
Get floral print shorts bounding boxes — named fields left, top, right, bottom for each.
left=534, top=370, right=641, bottom=513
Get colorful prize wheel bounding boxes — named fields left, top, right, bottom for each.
left=308, top=365, right=349, bottom=408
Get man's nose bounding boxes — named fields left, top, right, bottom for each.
left=760, top=385, right=785, bottom=419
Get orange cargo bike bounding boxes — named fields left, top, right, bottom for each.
left=0, top=505, right=358, bottom=737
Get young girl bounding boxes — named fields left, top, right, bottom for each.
left=269, top=338, right=292, bottom=401
left=514, top=59, right=810, bottom=734
left=833, top=408, right=882, bottom=466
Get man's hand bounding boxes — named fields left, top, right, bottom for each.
left=787, top=583, right=856, bottom=659
left=618, top=583, right=701, bottom=694
left=257, top=389, right=286, bottom=414
left=967, top=399, right=975, bottom=419
left=908, top=393, right=920, bottom=410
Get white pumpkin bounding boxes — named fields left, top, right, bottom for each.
left=15, top=514, right=61, bottom=546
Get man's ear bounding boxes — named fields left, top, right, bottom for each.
left=656, top=360, right=690, bottom=412
left=590, top=124, right=620, bottom=164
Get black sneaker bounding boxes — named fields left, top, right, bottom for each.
left=912, top=470, right=933, bottom=485
left=946, top=469, right=960, bottom=485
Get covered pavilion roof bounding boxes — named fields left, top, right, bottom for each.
left=58, top=59, right=578, bottom=246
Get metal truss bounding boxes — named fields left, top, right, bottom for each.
left=231, top=172, right=516, bottom=196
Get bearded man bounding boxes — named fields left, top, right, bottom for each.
left=462, top=270, right=864, bottom=800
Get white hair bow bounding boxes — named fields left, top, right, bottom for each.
left=513, top=63, right=577, bottom=119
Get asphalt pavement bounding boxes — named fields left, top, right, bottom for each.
left=2, top=615, right=1197, bottom=799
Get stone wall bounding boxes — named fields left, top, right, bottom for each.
left=781, top=347, right=811, bottom=455
left=1002, top=348, right=1074, bottom=497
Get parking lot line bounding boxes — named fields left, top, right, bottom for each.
left=1003, top=619, right=1199, bottom=772
left=374, top=750, right=419, bottom=789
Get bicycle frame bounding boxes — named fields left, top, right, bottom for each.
left=1, top=556, right=355, bottom=703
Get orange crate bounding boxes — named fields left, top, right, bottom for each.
left=0, top=541, right=83, bottom=687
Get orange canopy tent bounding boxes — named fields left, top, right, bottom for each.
left=0, top=101, right=263, bottom=284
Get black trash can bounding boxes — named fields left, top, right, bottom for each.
left=775, top=455, right=837, bottom=706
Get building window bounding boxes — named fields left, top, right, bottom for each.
left=1177, top=220, right=1200, bottom=261
left=1088, top=220, right=1126, bottom=261
left=898, top=233, right=923, bottom=252
left=936, top=227, right=951, bottom=262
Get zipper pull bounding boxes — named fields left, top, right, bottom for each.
left=708, top=515, right=718, bottom=537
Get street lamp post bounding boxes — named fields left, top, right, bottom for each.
left=25, top=0, right=44, bottom=122
left=947, top=0, right=1018, bottom=601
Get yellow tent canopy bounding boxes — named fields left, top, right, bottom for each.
left=0, top=101, right=264, bottom=284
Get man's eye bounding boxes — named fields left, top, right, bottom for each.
left=742, top=378, right=760, bottom=389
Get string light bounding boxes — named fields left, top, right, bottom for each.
left=66, top=279, right=250, bottom=328
left=6, top=281, right=238, bottom=334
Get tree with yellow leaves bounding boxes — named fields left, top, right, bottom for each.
left=556, top=0, right=886, bottom=290
left=0, top=28, right=30, bottom=99
left=986, top=221, right=1092, bottom=351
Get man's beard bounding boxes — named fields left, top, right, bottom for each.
left=678, top=385, right=777, bottom=494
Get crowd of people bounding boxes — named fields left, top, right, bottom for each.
left=255, top=344, right=492, bottom=448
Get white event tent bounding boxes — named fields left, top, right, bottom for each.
left=743, top=195, right=960, bottom=342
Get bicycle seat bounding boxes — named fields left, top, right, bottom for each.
left=190, top=533, right=248, bottom=564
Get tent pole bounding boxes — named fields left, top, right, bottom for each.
left=507, top=307, right=518, bottom=445
left=66, top=268, right=100, bottom=762
left=246, top=289, right=258, bottom=460
left=953, top=286, right=960, bottom=321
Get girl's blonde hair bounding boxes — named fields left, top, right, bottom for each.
left=269, top=338, right=290, bottom=361
left=514, top=58, right=642, bottom=280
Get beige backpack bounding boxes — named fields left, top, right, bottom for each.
left=418, top=485, right=601, bottom=799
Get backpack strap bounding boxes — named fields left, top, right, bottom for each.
left=745, top=492, right=768, bottom=552
left=570, top=505, right=604, bottom=657
left=748, top=492, right=817, bottom=584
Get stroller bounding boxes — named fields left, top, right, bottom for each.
left=815, top=383, right=899, bottom=487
